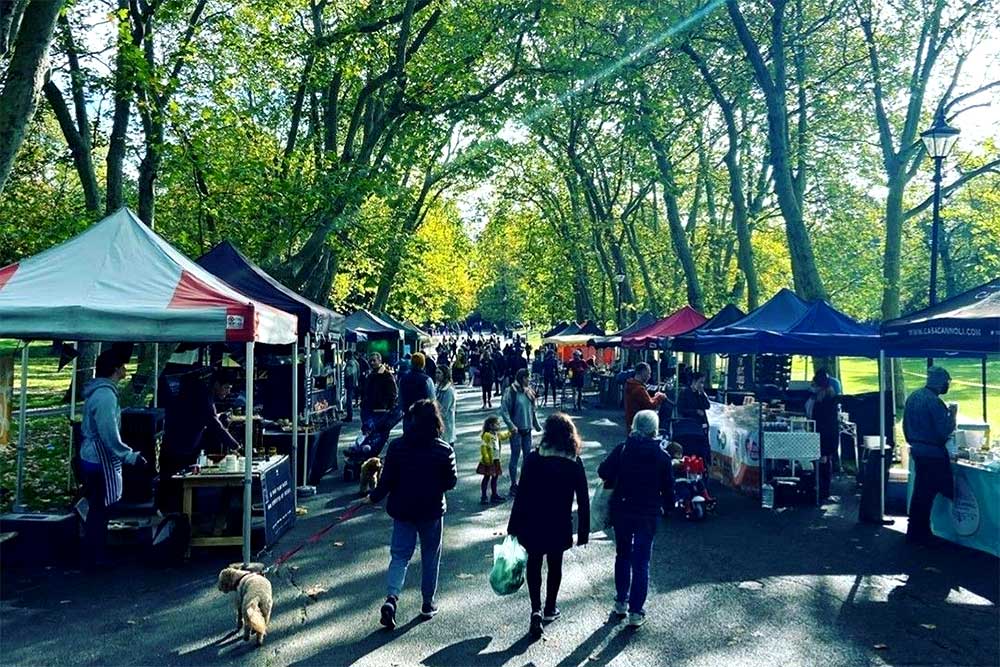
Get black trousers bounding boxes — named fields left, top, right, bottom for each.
left=82, top=464, right=110, bottom=566
left=344, top=382, right=355, bottom=421
left=908, top=455, right=953, bottom=542
left=526, top=549, right=564, bottom=613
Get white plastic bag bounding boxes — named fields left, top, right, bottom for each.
left=489, top=535, right=528, bottom=595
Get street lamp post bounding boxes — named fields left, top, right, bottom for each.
left=919, top=111, right=960, bottom=367
left=920, top=111, right=960, bottom=308
left=613, top=273, right=625, bottom=328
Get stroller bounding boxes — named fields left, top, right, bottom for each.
left=342, top=408, right=402, bottom=482
left=673, top=455, right=716, bottom=520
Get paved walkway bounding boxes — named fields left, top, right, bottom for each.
left=1, top=385, right=997, bottom=666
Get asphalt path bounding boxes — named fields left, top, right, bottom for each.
left=1, top=383, right=997, bottom=667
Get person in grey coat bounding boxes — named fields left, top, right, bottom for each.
left=903, top=366, right=957, bottom=544
left=501, top=368, right=542, bottom=496
left=80, top=350, right=146, bottom=567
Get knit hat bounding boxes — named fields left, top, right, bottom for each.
left=926, top=366, right=950, bottom=392
left=411, top=352, right=426, bottom=370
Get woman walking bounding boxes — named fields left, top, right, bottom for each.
left=501, top=368, right=542, bottom=497
left=436, top=365, right=456, bottom=446
left=507, top=412, right=590, bottom=640
left=369, top=400, right=458, bottom=628
left=597, top=410, right=673, bottom=628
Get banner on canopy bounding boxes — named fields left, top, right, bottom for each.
left=706, top=401, right=760, bottom=496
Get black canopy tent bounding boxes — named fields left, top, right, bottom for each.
left=882, top=278, right=999, bottom=422
left=197, top=241, right=345, bottom=342
left=197, top=240, right=348, bottom=497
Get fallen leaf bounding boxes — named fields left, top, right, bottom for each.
left=289, top=565, right=299, bottom=572
left=456, top=573, right=474, bottom=579
left=296, top=507, right=308, bottom=515
left=737, top=581, right=763, bottom=590
left=923, top=566, right=942, bottom=573
left=59, top=600, right=71, bottom=604
left=303, top=586, right=327, bottom=599
left=873, top=644, right=889, bottom=650
left=332, top=541, right=344, bottom=547
left=126, top=620, right=138, bottom=626
left=919, top=624, right=936, bottom=630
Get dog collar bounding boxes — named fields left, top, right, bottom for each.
left=236, top=571, right=253, bottom=587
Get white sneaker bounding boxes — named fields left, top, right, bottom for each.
left=627, top=612, right=646, bottom=628
left=612, top=601, right=628, bottom=617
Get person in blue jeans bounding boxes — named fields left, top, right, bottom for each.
left=597, top=410, right=673, bottom=628
left=369, top=400, right=458, bottom=628
left=500, top=369, right=542, bottom=497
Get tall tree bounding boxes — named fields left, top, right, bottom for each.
left=0, top=0, right=64, bottom=193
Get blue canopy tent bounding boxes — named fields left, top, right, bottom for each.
left=681, top=289, right=810, bottom=353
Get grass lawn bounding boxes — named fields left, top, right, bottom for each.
left=792, top=356, right=998, bottom=436
left=1, top=341, right=82, bottom=512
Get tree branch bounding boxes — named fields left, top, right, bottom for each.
left=903, top=158, right=1000, bottom=220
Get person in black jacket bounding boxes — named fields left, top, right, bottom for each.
left=369, top=399, right=458, bottom=629
left=507, top=412, right=590, bottom=640
left=807, top=370, right=839, bottom=501
left=479, top=350, right=495, bottom=409
left=598, top=410, right=673, bottom=629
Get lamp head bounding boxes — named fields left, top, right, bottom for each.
left=920, top=111, right=960, bottom=159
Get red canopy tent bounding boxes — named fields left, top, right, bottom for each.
left=622, top=306, right=707, bottom=349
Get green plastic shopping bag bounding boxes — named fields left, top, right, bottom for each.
left=489, top=535, right=528, bottom=595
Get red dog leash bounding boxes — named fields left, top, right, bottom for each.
left=267, top=501, right=370, bottom=571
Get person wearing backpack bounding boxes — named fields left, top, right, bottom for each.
left=597, top=410, right=673, bottom=628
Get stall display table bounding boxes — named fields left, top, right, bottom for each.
left=762, top=431, right=821, bottom=506
left=907, top=458, right=1000, bottom=557
left=173, top=455, right=294, bottom=557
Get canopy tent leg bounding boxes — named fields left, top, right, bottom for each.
left=153, top=343, right=159, bottom=407
left=13, top=344, right=29, bottom=512
left=656, top=351, right=662, bottom=384
left=299, top=333, right=315, bottom=497
left=673, top=351, right=680, bottom=419
left=68, top=352, right=78, bottom=490
left=291, top=340, right=299, bottom=511
left=983, top=358, right=988, bottom=423
left=878, top=350, right=886, bottom=522
left=243, top=341, right=254, bottom=567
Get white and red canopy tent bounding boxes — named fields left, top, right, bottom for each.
left=0, top=208, right=296, bottom=343
left=0, top=208, right=297, bottom=564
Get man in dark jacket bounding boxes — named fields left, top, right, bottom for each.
left=363, top=352, right=397, bottom=422
left=903, top=366, right=957, bottom=544
left=398, top=352, right=435, bottom=415
left=370, top=400, right=457, bottom=628
left=598, top=410, right=673, bottom=628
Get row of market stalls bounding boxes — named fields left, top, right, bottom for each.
left=579, top=281, right=997, bottom=554
left=0, top=208, right=426, bottom=565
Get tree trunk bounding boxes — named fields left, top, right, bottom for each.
left=106, top=0, right=135, bottom=214
left=1, top=0, right=30, bottom=56
left=43, top=79, right=100, bottom=212
left=0, top=0, right=64, bottom=193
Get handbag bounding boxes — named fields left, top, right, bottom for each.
left=591, top=441, right=626, bottom=531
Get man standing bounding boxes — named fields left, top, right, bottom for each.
left=157, top=369, right=242, bottom=512
left=363, top=352, right=398, bottom=423
left=677, top=371, right=710, bottom=434
left=623, top=363, right=667, bottom=434
left=398, top=352, right=435, bottom=415
left=343, top=351, right=360, bottom=422
left=566, top=350, right=589, bottom=410
left=903, top=366, right=957, bottom=544
left=500, top=368, right=542, bottom=497
left=80, top=350, right=145, bottom=567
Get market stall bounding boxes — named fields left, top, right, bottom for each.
left=884, top=278, right=999, bottom=556
left=672, top=293, right=883, bottom=507
left=543, top=321, right=612, bottom=364
left=0, top=208, right=299, bottom=565
left=344, top=309, right=405, bottom=360
left=376, top=311, right=431, bottom=354
left=197, top=241, right=346, bottom=493
left=622, top=306, right=707, bottom=350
